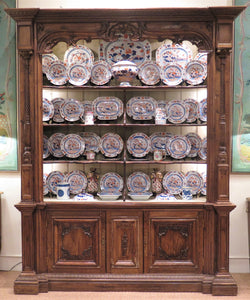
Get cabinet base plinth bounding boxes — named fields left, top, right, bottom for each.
left=13, top=273, right=238, bottom=295
left=212, top=274, right=238, bottom=296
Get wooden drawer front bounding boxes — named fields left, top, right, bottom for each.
left=48, top=214, right=105, bottom=273
left=144, top=210, right=204, bottom=273
left=107, top=211, right=143, bottom=273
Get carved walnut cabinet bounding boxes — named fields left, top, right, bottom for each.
left=6, top=7, right=244, bottom=295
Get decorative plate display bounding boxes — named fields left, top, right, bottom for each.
left=184, top=98, right=199, bottom=123
left=43, top=98, right=54, bottom=122
left=64, top=45, right=94, bottom=67
left=126, top=96, right=157, bottom=120
left=162, top=171, right=185, bottom=195
left=51, top=98, right=65, bottom=123
left=80, top=132, right=100, bottom=153
left=184, top=171, right=204, bottom=195
left=150, top=132, right=173, bottom=153
left=43, top=135, right=50, bottom=159
left=198, top=98, right=207, bottom=122
left=127, top=172, right=150, bottom=193
left=200, top=172, right=207, bottom=195
left=66, top=170, right=88, bottom=194
left=160, top=63, right=184, bottom=86
left=91, top=60, right=112, bottom=85
left=138, top=60, right=161, bottom=85
left=166, top=135, right=191, bottom=159
left=93, top=97, right=123, bottom=120
left=127, top=132, right=151, bottom=158
left=185, top=132, right=202, bottom=158
left=46, top=60, right=68, bottom=85
left=184, top=60, right=207, bottom=85
left=43, top=174, right=49, bottom=195
left=156, top=43, right=192, bottom=67
left=99, top=133, right=123, bottom=158
left=42, top=53, right=58, bottom=74
left=60, top=134, right=85, bottom=158
left=100, top=172, right=123, bottom=192
left=99, top=38, right=151, bottom=66
left=198, top=137, right=207, bottom=160
left=67, top=63, right=91, bottom=86
left=166, top=100, right=189, bottom=124
left=48, top=133, right=66, bottom=158
left=46, top=171, right=65, bottom=195
left=194, top=52, right=208, bottom=65
left=60, top=98, right=84, bottom=122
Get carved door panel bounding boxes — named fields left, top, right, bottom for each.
left=47, top=211, right=105, bottom=273
left=144, top=209, right=204, bottom=273
left=107, top=210, right=143, bottom=273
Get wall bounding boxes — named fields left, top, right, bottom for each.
left=0, top=0, right=249, bottom=273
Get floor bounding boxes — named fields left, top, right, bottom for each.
left=0, top=272, right=250, bottom=299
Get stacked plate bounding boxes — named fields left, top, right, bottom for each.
left=127, top=171, right=152, bottom=200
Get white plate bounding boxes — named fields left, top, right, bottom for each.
left=66, top=170, right=87, bottom=194
left=127, top=132, right=151, bottom=158
left=138, top=60, right=160, bottom=85
left=48, top=133, right=65, bottom=158
left=64, top=45, right=94, bottom=67
left=184, top=60, right=207, bottom=85
left=60, top=99, right=84, bottom=122
left=99, top=133, right=123, bottom=158
left=80, top=132, right=100, bottom=153
left=51, top=98, right=65, bottom=123
left=46, top=171, right=65, bottom=195
left=166, top=100, right=189, bottom=124
left=198, top=137, right=207, bottom=160
left=184, top=171, right=204, bottom=195
left=150, top=132, right=173, bottom=153
left=198, top=98, right=207, bottom=122
left=185, top=132, right=202, bottom=158
left=127, top=172, right=150, bottom=193
left=91, top=60, right=112, bottom=85
left=42, top=53, right=58, bottom=74
left=160, top=63, right=184, bottom=86
left=128, top=192, right=152, bottom=201
left=93, top=97, right=123, bottom=120
left=60, top=134, right=85, bottom=158
left=166, top=135, right=191, bottom=159
left=43, top=98, right=54, bottom=122
left=100, top=172, right=123, bottom=193
left=162, top=171, right=185, bottom=195
left=184, top=98, right=199, bottom=123
left=194, top=52, right=207, bottom=65
left=126, top=96, right=157, bottom=120
left=46, top=60, right=68, bottom=85
left=67, top=63, right=91, bottom=86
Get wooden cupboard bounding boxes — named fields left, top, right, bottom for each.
left=6, top=6, right=245, bottom=295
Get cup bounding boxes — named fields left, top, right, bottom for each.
left=86, top=150, right=95, bottom=160
left=56, top=182, right=70, bottom=200
left=154, top=149, right=166, bottom=161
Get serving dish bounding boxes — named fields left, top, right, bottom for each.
left=127, top=132, right=151, bottom=158
left=162, top=171, right=185, bottom=195
left=166, top=135, right=191, bottom=159
left=100, top=172, right=123, bottom=192
left=60, top=98, right=84, bottom=122
left=184, top=60, right=207, bottom=85
left=185, top=132, right=202, bottom=158
left=60, top=134, right=85, bottom=158
left=160, top=63, right=184, bottom=86
left=48, top=133, right=65, bottom=158
left=90, top=60, right=112, bottom=85
left=166, top=100, right=189, bottom=124
left=184, top=171, right=204, bottom=195
left=138, top=60, right=161, bottom=85
left=46, top=60, right=68, bottom=85
left=93, top=97, right=123, bottom=120
left=184, top=98, right=198, bottom=123
left=126, top=96, right=157, bottom=120
left=80, top=132, right=100, bottom=153
left=46, top=171, right=65, bottom=195
left=99, top=133, right=123, bottom=158
left=97, top=192, right=121, bottom=201
left=150, top=132, right=173, bottom=153
left=128, top=192, right=152, bottom=201
left=127, top=172, right=150, bottom=193
left=66, top=170, right=88, bottom=194
left=67, top=63, right=91, bottom=86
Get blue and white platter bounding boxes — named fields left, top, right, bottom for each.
left=184, top=98, right=198, bottom=123
left=46, top=171, right=65, bottom=195
left=162, top=171, right=185, bottom=195
left=184, top=60, right=207, bottom=85
left=166, top=100, right=189, bottom=124
left=46, top=60, right=68, bottom=85
left=100, top=172, right=123, bottom=193
left=93, top=97, right=123, bottom=120
left=67, top=63, right=91, bottom=86
left=60, top=99, right=84, bottom=122
left=127, top=132, right=151, bottom=158
left=60, top=134, right=85, bottom=158
left=198, top=98, right=207, bottom=122
left=64, top=45, right=94, bottom=67
left=51, top=97, right=65, bottom=123
left=184, top=171, right=204, bottom=195
left=48, top=133, right=65, bottom=158
left=127, top=172, right=150, bottom=193
left=126, top=96, right=157, bottom=120
left=91, top=60, right=112, bottom=85
left=43, top=98, right=54, bottom=122
left=66, top=170, right=88, bottom=194
left=166, top=135, right=191, bottom=159
left=185, top=132, right=202, bottom=158
left=99, top=133, right=123, bottom=158
left=160, top=63, right=184, bottom=86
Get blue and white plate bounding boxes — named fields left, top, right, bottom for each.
left=166, top=135, right=191, bottom=159
left=184, top=98, right=199, bottom=123
left=127, top=132, right=151, bottom=158
left=93, top=97, right=123, bottom=120
left=91, top=60, right=112, bottom=85
left=60, top=99, right=84, bottom=122
left=67, top=63, right=91, bottom=86
left=198, top=98, right=207, bottom=122
left=100, top=172, right=123, bottom=193
left=184, top=60, right=207, bottom=85
left=166, top=100, right=189, bottom=124
left=198, top=137, right=207, bottom=160
left=99, top=133, right=123, bottom=158
left=160, top=63, right=184, bottom=86
left=126, top=96, right=157, bottom=120
left=46, top=171, right=65, bottom=195
left=48, top=133, right=65, bottom=158
left=43, top=98, right=54, bottom=122
left=194, top=52, right=208, bottom=66
left=46, top=60, right=68, bottom=85
left=80, top=132, right=100, bottom=153
left=42, top=53, right=58, bottom=74
left=51, top=97, right=65, bottom=123
left=43, top=173, right=49, bottom=195
left=66, top=170, right=88, bottom=194
left=162, top=171, right=185, bottom=195
left=185, top=132, right=202, bottom=158
left=150, top=132, right=173, bottom=154
left=127, top=172, right=150, bottom=193
left=184, top=171, right=204, bottom=195
left=60, top=134, right=85, bottom=158
left=64, top=45, right=94, bottom=67
left=138, top=60, right=161, bottom=85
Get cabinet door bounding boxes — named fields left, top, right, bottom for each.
left=107, top=210, right=143, bottom=273
left=47, top=210, right=105, bottom=273
left=144, top=209, right=204, bottom=273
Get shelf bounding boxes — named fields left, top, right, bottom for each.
left=43, top=122, right=207, bottom=127
left=43, top=159, right=206, bottom=164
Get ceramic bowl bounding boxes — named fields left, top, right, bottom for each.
left=111, top=60, right=138, bottom=86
